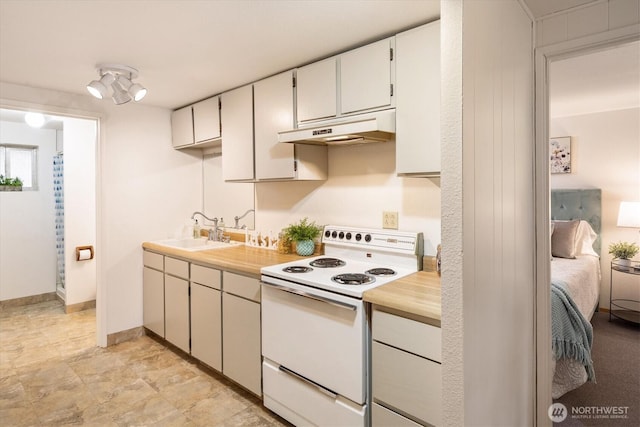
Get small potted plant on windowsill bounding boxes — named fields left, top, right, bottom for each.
left=283, top=217, right=322, bottom=256
left=609, top=241, right=639, bottom=271
left=0, top=175, right=23, bottom=191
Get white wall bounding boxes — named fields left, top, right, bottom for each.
left=203, top=153, right=255, bottom=232
left=550, top=107, right=640, bottom=306
left=0, top=121, right=56, bottom=300
left=255, top=142, right=442, bottom=255
left=441, top=1, right=535, bottom=425
left=63, top=117, right=97, bottom=306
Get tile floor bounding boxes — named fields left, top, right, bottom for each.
left=0, top=300, right=290, bottom=426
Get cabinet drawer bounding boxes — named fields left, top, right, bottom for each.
left=372, top=402, right=422, bottom=427
left=372, top=341, right=441, bottom=427
left=372, top=308, right=441, bottom=362
left=223, top=272, right=260, bottom=302
left=143, top=251, right=163, bottom=271
left=191, top=264, right=221, bottom=289
left=165, top=257, right=189, bottom=279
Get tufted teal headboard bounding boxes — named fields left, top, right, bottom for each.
left=551, top=189, right=602, bottom=255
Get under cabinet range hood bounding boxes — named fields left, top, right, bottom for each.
left=278, top=109, right=395, bottom=146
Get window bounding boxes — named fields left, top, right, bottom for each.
left=0, top=144, right=38, bottom=190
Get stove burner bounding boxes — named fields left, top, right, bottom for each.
left=366, top=268, right=397, bottom=276
left=310, top=257, right=346, bottom=268
left=331, top=273, right=375, bottom=285
left=283, top=266, right=313, bottom=273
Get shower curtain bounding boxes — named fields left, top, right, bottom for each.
left=53, top=154, right=65, bottom=289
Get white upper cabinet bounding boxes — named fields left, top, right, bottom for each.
left=340, top=38, right=394, bottom=115
left=395, top=21, right=441, bottom=177
left=171, top=105, right=194, bottom=148
left=254, top=71, right=296, bottom=180
left=171, top=95, right=221, bottom=149
left=296, top=58, right=337, bottom=123
left=296, top=38, right=394, bottom=125
left=221, top=84, right=254, bottom=181
left=193, top=96, right=221, bottom=143
left=254, top=71, right=327, bottom=181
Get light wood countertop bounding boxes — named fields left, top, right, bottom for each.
left=142, top=242, right=303, bottom=278
left=143, top=241, right=442, bottom=325
left=363, top=271, right=441, bottom=326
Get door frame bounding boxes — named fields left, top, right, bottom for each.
left=534, top=25, right=640, bottom=425
left=0, top=99, right=106, bottom=347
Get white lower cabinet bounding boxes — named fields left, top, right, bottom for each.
left=190, top=264, right=222, bottom=371
left=164, top=274, right=190, bottom=354
left=143, top=265, right=164, bottom=337
left=223, top=272, right=262, bottom=396
left=372, top=307, right=442, bottom=427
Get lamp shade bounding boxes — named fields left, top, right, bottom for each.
left=617, top=201, right=640, bottom=228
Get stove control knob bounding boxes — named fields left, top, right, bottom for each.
left=331, top=231, right=338, bottom=238
left=355, top=233, right=362, bottom=241
left=365, top=234, right=372, bottom=242
left=338, top=231, right=345, bottom=239
left=324, top=230, right=331, bottom=238
left=345, top=232, right=352, bottom=240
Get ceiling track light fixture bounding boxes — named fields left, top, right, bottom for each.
left=86, top=63, right=147, bottom=104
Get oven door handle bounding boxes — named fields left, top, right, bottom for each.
left=278, top=365, right=338, bottom=399
left=260, top=281, right=357, bottom=311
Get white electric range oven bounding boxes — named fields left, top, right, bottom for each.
left=261, top=225, right=423, bottom=426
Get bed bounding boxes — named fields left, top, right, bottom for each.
left=550, top=189, right=602, bottom=398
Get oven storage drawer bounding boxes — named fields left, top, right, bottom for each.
left=261, top=280, right=365, bottom=404
left=372, top=308, right=441, bottom=362
left=372, top=402, right=423, bottom=427
left=372, top=341, right=441, bottom=426
left=263, top=358, right=365, bottom=427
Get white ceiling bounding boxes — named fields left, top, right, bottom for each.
left=550, top=40, right=640, bottom=118
left=0, top=0, right=440, bottom=110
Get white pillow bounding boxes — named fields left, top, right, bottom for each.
left=574, top=220, right=599, bottom=257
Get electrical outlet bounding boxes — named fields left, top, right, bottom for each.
left=383, top=211, right=398, bottom=229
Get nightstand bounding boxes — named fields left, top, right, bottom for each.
left=609, top=259, right=640, bottom=324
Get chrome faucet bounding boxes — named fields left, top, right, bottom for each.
left=233, top=209, right=255, bottom=229
left=191, top=212, right=219, bottom=241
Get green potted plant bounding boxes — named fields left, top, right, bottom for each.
left=0, top=175, right=23, bottom=191
left=283, top=217, right=322, bottom=256
left=609, top=241, right=639, bottom=271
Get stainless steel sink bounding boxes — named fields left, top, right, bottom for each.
left=152, top=238, right=243, bottom=251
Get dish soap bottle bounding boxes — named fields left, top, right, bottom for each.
left=193, top=219, right=201, bottom=239
left=218, top=218, right=225, bottom=229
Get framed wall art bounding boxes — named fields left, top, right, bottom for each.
left=550, top=136, right=571, bottom=174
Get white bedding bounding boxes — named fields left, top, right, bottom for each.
left=551, top=254, right=601, bottom=398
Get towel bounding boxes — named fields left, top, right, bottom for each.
left=551, top=280, right=596, bottom=382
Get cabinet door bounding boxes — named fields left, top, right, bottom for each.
left=143, top=266, right=164, bottom=337
left=254, top=71, right=296, bottom=180
left=165, top=275, right=190, bottom=353
left=296, top=58, right=337, bottom=122
left=221, top=84, right=254, bottom=181
left=340, top=38, right=393, bottom=115
left=193, top=96, right=221, bottom=143
left=395, top=21, right=440, bottom=176
left=171, top=105, right=194, bottom=148
left=223, top=292, right=261, bottom=396
left=191, top=282, right=222, bottom=371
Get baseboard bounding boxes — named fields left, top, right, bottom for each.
left=65, top=299, right=96, bottom=314
left=0, top=292, right=57, bottom=308
left=107, top=326, right=144, bottom=347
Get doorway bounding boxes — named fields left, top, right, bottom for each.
left=0, top=107, right=99, bottom=341
left=535, top=32, right=640, bottom=423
